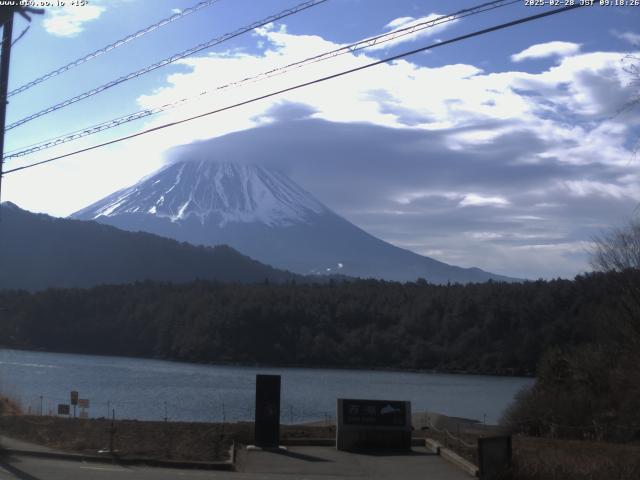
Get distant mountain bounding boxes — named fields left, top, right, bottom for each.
left=0, top=202, right=300, bottom=291
left=71, top=157, right=516, bottom=284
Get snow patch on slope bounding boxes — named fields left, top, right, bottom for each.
left=73, top=161, right=328, bottom=227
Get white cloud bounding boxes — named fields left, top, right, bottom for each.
left=367, top=13, right=458, bottom=51
left=44, top=5, right=106, bottom=37
left=172, top=8, right=182, bottom=14
left=613, top=30, right=640, bottom=46
left=459, top=194, right=510, bottom=208
left=467, top=231, right=504, bottom=241
left=511, top=41, right=581, bottom=62
left=512, top=242, right=586, bottom=253
left=393, top=191, right=458, bottom=205
left=385, top=17, right=415, bottom=29
left=392, top=191, right=511, bottom=209
left=562, top=180, right=640, bottom=200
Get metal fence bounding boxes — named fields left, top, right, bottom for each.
left=20, top=394, right=335, bottom=425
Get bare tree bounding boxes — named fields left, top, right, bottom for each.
left=588, top=219, right=640, bottom=436
left=591, top=218, right=640, bottom=272
left=621, top=55, right=640, bottom=154
left=590, top=218, right=640, bottom=371
left=622, top=55, right=640, bottom=112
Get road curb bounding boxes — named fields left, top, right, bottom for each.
left=440, top=447, right=479, bottom=477
left=0, top=447, right=235, bottom=471
left=422, top=439, right=479, bottom=477
left=425, top=438, right=441, bottom=454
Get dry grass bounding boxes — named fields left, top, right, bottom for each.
left=0, top=396, right=22, bottom=416
left=512, top=436, right=640, bottom=480
left=421, top=428, right=640, bottom=480
left=0, top=415, right=334, bottom=462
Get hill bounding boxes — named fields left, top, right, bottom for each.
left=0, top=202, right=299, bottom=291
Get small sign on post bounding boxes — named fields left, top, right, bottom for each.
left=57, top=404, right=70, bottom=416
left=77, top=398, right=90, bottom=420
left=70, top=390, right=79, bottom=418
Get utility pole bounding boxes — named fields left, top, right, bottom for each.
left=0, top=6, right=43, bottom=206
left=0, top=9, right=15, bottom=205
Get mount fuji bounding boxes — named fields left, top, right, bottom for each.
left=71, top=159, right=514, bottom=283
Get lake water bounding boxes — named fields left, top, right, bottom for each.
left=0, top=349, right=533, bottom=425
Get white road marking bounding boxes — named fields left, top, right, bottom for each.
left=79, top=465, right=128, bottom=472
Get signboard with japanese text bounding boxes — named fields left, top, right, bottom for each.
left=336, top=398, right=412, bottom=451
left=343, top=399, right=407, bottom=427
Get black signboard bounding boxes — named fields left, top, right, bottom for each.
left=478, top=436, right=512, bottom=479
left=254, top=374, right=281, bottom=447
left=343, top=399, right=406, bottom=427
left=57, top=404, right=70, bottom=415
left=70, top=391, right=78, bottom=406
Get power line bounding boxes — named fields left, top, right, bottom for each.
left=4, top=108, right=164, bottom=159
left=7, top=0, right=224, bottom=97
left=236, top=0, right=520, bottom=84
left=3, top=4, right=587, bottom=176
left=4, top=0, right=519, bottom=160
left=4, top=0, right=329, bottom=132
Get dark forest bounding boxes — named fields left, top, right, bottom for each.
left=0, top=271, right=631, bottom=376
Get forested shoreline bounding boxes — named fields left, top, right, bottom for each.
left=0, top=271, right=631, bottom=377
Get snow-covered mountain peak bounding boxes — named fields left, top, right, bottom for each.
left=72, top=160, right=328, bottom=227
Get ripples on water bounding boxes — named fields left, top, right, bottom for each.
left=0, top=349, right=533, bottom=424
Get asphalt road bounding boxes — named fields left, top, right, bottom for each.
left=0, top=456, right=226, bottom=480
left=0, top=446, right=470, bottom=480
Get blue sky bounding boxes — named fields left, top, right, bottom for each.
left=2, top=0, right=640, bottom=279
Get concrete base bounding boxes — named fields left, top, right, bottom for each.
left=336, top=429, right=412, bottom=451
left=246, top=445, right=288, bottom=452
left=237, top=445, right=471, bottom=479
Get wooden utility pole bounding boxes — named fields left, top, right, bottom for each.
left=0, top=6, right=43, bottom=206
left=0, top=9, right=14, bottom=205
